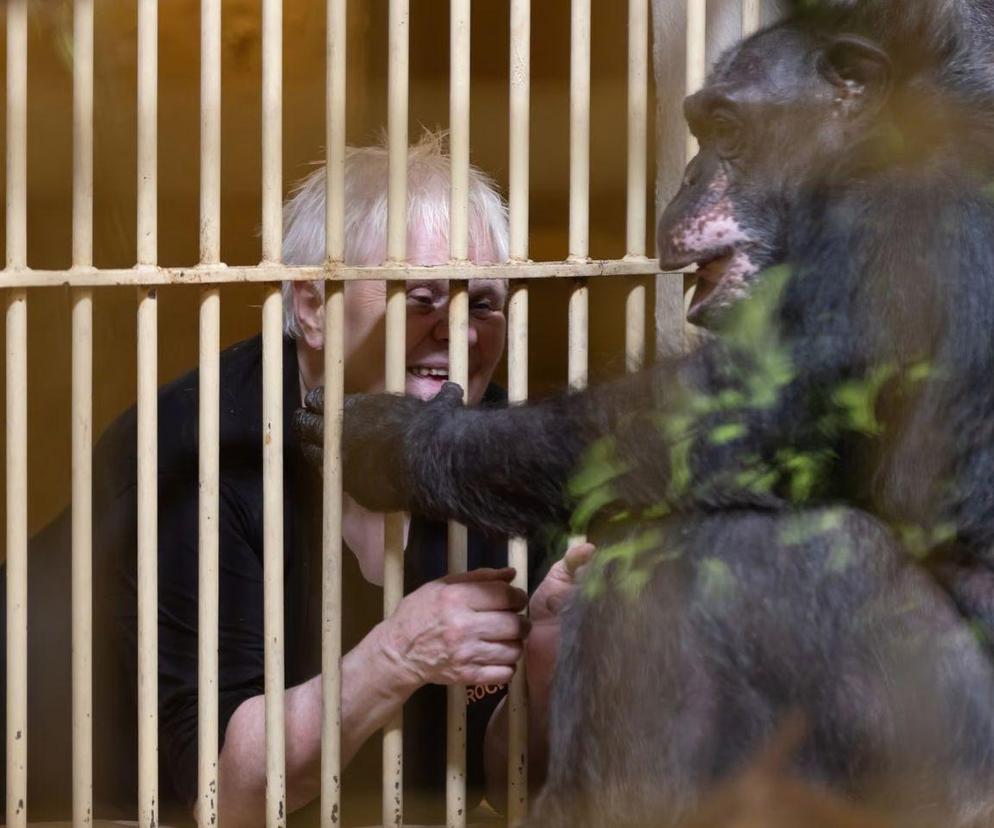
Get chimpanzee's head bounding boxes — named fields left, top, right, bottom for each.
left=658, top=23, right=891, bottom=326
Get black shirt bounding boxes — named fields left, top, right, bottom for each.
left=2, top=334, right=537, bottom=826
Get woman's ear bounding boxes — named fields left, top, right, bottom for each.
left=292, top=280, right=325, bottom=350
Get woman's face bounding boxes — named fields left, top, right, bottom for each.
left=342, top=235, right=507, bottom=404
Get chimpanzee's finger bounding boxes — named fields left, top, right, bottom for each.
left=303, top=384, right=325, bottom=415
left=291, top=407, right=325, bottom=447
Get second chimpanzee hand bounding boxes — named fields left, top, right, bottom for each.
left=292, top=382, right=466, bottom=514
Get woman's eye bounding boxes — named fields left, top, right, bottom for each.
left=471, top=298, right=497, bottom=316
left=407, top=290, right=435, bottom=307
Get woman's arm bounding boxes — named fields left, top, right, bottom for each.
left=215, top=567, right=529, bottom=828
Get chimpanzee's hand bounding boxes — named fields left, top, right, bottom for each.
left=292, top=382, right=466, bottom=514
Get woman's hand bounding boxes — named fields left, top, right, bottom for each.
left=376, top=566, right=530, bottom=688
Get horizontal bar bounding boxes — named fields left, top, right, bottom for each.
left=0, top=259, right=664, bottom=288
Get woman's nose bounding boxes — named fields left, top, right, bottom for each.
left=432, top=312, right=478, bottom=346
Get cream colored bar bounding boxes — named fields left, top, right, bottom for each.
left=197, top=0, right=222, bottom=824
left=136, top=0, right=159, bottom=824
left=5, top=291, right=27, bottom=828
left=136, top=288, right=158, bottom=828
left=625, top=0, right=649, bottom=373
left=0, top=259, right=662, bottom=288
left=505, top=285, right=529, bottom=826
left=197, top=288, right=220, bottom=828
left=569, top=0, right=591, bottom=261
left=261, top=0, right=283, bottom=265
left=262, top=287, right=287, bottom=828
left=72, top=0, right=95, bottom=824
left=137, top=0, right=157, bottom=266
left=447, top=1, right=471, bottom=822
left=509, top=0, right=530, bottom=263
left=321, top=283, right=345, bottom=828
left=507, top=2, right=531, bottom=816
left=261, top=0, right=287, bottom=821
left=445, top=285, right=469, bottom=827
left=321, top=0, right=347, bottom=824
left=383, top=2, right=409, bottom=822
left=742, top=0, right=762, bottom=35
left=686, top=0, right=707, bottom=160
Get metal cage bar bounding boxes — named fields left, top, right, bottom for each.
left=569, top=0, right=590, bottom=403
left=506, top=0, right=531, bottom=817
left=743, top=0, right=762, bottom=35
left=322, top=0, right=347, bottom=824
left=71, top=0, right=95, bottom=824
left=625, top=0, right=649, bottom=373
left=686, top=0, right=707, bottom=160
left=136, top=0, right=159, bottom=825
left=384, top=2, right=410, bottom=824
left=447, top=1, right=472, bottom=824
left=197, top=0, right=222, bottom=825
left=4, top=1, right=27, bottom=790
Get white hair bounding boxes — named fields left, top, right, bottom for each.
left=281, top=130, right=510, bottom=338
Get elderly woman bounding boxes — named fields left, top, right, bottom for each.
left=1, top=134, right=584, bottom=828
left=222, top=132, right=587, bottom=826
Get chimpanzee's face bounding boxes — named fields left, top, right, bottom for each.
left=657, top=24, right=890, bottom=327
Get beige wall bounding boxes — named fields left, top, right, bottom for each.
left=0, top=0, right=656, bottom=543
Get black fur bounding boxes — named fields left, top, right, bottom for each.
left=294, top=1, right=994, bottom=823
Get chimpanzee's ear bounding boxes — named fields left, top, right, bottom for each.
left=818, top=35, right=891, bottom=107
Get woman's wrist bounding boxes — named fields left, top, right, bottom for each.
left=363, top=617, right=424, bottom=699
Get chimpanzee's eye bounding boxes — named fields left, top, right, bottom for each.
left=710, top=112, right=743, bottom=159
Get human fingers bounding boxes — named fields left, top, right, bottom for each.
left=471, top=611, right=531, bottom=642
left=449, top=580, right=528, bottom=612
left=465, top=639, right=523, bottom=666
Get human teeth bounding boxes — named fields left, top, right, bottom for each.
left=409, top=367, right=448, bottom=378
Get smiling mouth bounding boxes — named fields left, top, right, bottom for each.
left=408, top=366, right=449, bottom=380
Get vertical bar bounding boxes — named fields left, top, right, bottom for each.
left=384, top=1, right=409, bottom=825
left=686, top=0, right=707, bottom=161
left=200, top=0, right=221, bottom=266
left=626, top=0, right=649, bottom=373
left=197, top=0, right=222, bottom=824
left=261, top=0, right=283, bottom=265
left=6, top=0, right=27, bottom=272
left=322, top=1, right=347, bottom=825
left=262, top=287, right=287, bottom=828
left=136, top=289, right=158, bottom=828
left=321, top=284, right=345, bottom=828
left=505, top=286, right=529, bottom=825
left=742, top=0, right=761, bottom=35
left=72, top=0, right=95, bottom=824
left=137, top=0, right=157, bottom=267
left=197, top=290, right=220, bottom=828
left=5, top=291, right=27, bottom=828
left=507, top=3, right=530, bottom=817
left=568, top=0, right=590, bottom=262
left=261, top=0, right=286, bottom=821
left=136, top=0, right=159, bottom=824
left=447, top=2, right=471, bottom=825
left=569, top=0, right=590, bottom=465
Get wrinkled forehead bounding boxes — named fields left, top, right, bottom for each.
left=708, top=25, right=825, bottom=100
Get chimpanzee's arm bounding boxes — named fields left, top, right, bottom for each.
left=293, top=335, right=818, bottom=540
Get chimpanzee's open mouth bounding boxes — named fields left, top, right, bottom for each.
left=688, top=252, right=736, bottom=320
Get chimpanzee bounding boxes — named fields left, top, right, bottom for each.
left=295, top=1, right=994, bottom=824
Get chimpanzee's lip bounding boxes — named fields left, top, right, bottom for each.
left=688, top=251, right=736, bottom=322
